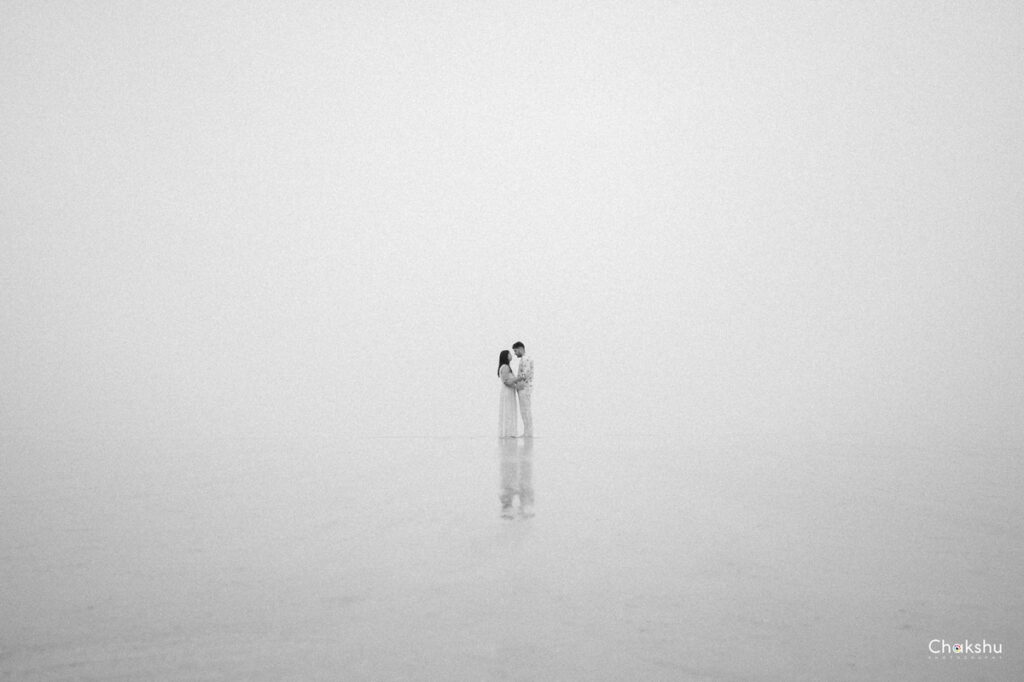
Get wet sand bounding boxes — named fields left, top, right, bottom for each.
left=1, top=433, right=1020, bottom=680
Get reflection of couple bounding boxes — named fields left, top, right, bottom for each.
left=499, top=437, right=533, bottom=519
left=497, top=341, right=534, bottom=438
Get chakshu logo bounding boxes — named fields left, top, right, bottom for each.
left=929, top=638, right=1003, bottom=658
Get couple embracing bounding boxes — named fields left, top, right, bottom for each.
left=497, top=341, right=534, bottom=438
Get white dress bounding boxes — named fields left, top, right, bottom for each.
left=498, top=365, right=519, bottom=438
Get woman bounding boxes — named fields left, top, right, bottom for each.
left=497, top=350, right=520, bottom=438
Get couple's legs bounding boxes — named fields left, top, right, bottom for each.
left=518, top=388, right=533, bottom=437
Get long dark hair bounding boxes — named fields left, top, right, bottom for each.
left=497, top=350, right=512, bottom=377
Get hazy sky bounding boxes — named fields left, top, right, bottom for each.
left=2, top=1, right=1022, bottom=444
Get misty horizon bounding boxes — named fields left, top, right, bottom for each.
left=2, top=2, right=1022, bottom=448
left=3, top=4, right=1023, bottom=680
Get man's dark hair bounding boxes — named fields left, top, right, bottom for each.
left=512, top=341, right=525, bottom=351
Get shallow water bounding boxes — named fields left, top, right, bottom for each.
left=1, top=433, right=1020, bottom=680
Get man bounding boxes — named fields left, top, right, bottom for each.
left=512, top=341, right=533, bottom=437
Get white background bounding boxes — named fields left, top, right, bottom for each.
left=3, top=1, right=1022, bottom=444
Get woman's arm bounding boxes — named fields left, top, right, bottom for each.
left=500, top=366, right=518, bottom=387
